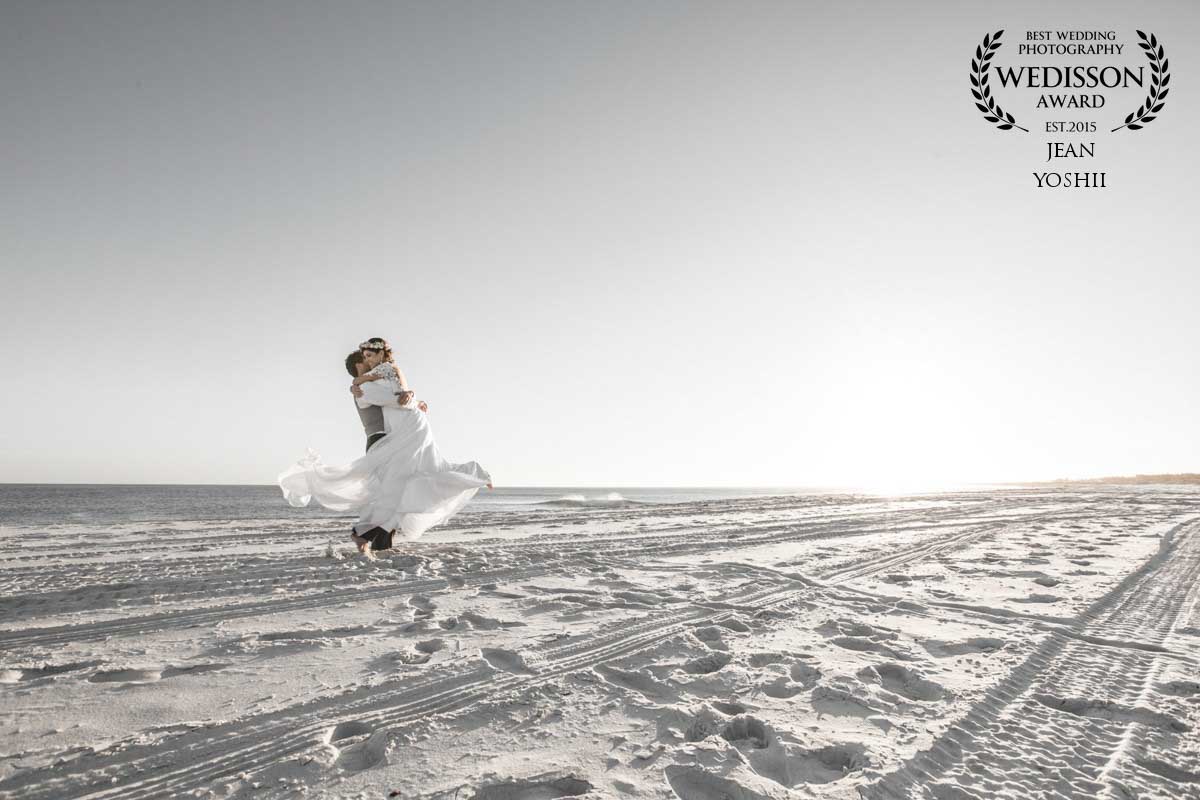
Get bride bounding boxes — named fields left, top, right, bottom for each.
left=279, top=337, right=491, bottom=553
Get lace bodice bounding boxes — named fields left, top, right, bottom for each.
left=366, top=362, right=399, bottom=383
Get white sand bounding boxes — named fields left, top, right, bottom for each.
left=2, top=488, right=1199, bottom=799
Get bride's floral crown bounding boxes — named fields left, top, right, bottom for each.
left=359, top=339, right=388, bottom=351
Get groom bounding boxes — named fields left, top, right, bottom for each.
left=342, top=349, right=427, bottom=552
left=344, top=350, right=408, bottom=451
left=345, top=350, right=428, bottom=442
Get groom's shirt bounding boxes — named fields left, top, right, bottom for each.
left=354, top=380, right=405, bottom=438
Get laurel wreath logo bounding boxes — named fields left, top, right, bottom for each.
left=971, top=30, right=1028, bottom=132
left=1112, top=30, right=1169, bottom=132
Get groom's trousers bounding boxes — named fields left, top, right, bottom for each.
left=357, top=526, right=394, bottom=551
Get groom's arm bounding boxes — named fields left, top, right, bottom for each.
left=353, top=380, right=407, bottom=409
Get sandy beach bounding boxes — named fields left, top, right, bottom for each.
left=2, top=487, right=1199, bottom=799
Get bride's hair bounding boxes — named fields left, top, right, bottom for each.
left=360, top=337, right=399, bottom=374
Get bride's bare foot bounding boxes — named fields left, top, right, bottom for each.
left=350, top=533, right=370, bottom=554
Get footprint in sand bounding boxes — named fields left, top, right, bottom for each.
left=327, top=721, right=388, bottom=772
left=810, top=677, right=890, bottom=717
left=481, top=648, right=538, bottom=675
left=921, top=637, right=1005, bottom=658
left=756, top=742, right=870, bottom=787
left=478, top=583, right=526, bottom=600
left=88, top=668, right=163, bottom=683
left=665, top=767, right=771, bottom=800
left=613, top=590, right=668, bottom=606
left=690, top=626, right=729, bottom=651
left=408, top=595, right=436, bottom=617
left=440, top=612, right=525, bottom=631
left=829, top=636, right=911, bottom=661
left=717, top=716, right=870, bottom=788
left=681, top=651, right=732, bottom=674
left=817, top=619, right=897, bottom=641
left=594, top=664, right=678, bottom=702
left=671, top=706, right=726, bottom=743
left=720, top=714, right=773, bottom=749
left=330, top=720, right=372, bottom=740
left=857, top=663, right=945, bottom=702
left=1013, top=593, right=1061, bottom=604
left=790, top=662, right=822, bottom=688
left=161, top=663, right=230, bottom=679
left=747, top=652, right=789, bottom=669
left=460, top=611, right=526, bottom=630
left=0, top=661, right=102, bottom=684
left=760, top=676, right=804, bottom=698
left=86, top=663, right=230, bottom=684
left=259, top=626, right=374, bottom=642
left=368, top=647, right=433, bottom=670
left=472, top=777, right=593, bottom=799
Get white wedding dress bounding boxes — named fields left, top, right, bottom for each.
left=279, top=399, right=490, bottom=540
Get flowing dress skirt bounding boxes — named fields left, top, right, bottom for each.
left=279, top=406, right=489, bottom=540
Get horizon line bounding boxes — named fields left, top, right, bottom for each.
left=2, top=474, right=1197, bottom=489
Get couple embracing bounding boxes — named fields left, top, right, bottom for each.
left=279, top=337, right=491, bottom=555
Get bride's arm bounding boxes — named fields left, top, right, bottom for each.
left=392, top=366, right=415, bottom=406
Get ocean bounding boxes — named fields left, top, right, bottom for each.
left=0, top=484, right=804, bottom=529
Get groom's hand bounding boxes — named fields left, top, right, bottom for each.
left=418, top=400, right=429, bottom=413
left=396, top=389, right=414, bottom=406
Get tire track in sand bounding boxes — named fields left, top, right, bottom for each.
left=0, top=503, right=1066, bottom=650
left=863, top=516, right=1200, bottom=800
left=0, top=583, right=803, bottom=800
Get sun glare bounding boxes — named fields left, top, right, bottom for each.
left=826, top=350, right=985, bottom=495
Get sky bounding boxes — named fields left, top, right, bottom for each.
left=1, top=0, right=1197, bottom=488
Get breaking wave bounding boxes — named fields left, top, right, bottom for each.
left=535, top=492, right=646, bottom=509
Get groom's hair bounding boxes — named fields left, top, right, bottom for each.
left=345, top=351, right=364, bottom=377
